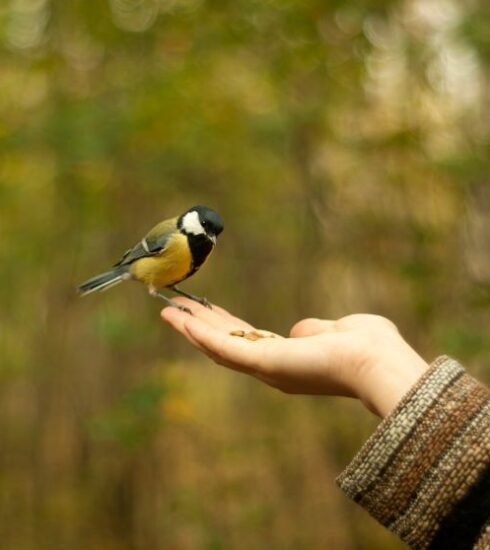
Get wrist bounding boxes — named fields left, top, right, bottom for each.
left=357, top=338, right=429, bottom=418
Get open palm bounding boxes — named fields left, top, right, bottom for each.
left=161, top=299, right=428, bottom=417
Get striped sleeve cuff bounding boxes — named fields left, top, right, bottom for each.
left=336, top=356, right=490, bottom=549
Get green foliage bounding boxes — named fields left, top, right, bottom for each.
left=437, top=324, right=490, bottom=359
left=91, top=380, right=166, bottom=449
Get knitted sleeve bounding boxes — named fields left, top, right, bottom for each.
left=336, top=356, right=490, bottom=549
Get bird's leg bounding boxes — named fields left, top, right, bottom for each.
left=148, top=287, right=193, bottom=314
left=168, top=285, right=212, bottom=309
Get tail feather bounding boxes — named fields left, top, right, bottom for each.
left=78, top=267, right=129, bottom=296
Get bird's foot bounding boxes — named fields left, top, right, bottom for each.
left=173, top=302, right=193, bottom=315
left=149, top=289, right=193, bottom=314
left=169, top=286, right=212, bottom=309
left=196, top=296, right=212, bottom=309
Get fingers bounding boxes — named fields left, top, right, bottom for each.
left=208, top=304, right=255, bottom=330
left=183, top=315, right=266, bottom=374
left=163, top=297, right=254, bottom=332
left=160, top=298, right=264, bottom=374
left=160, top=306, right=206, bottom=351
left=289, top=318, right=337, bottom=338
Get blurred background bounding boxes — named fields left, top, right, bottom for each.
left=1, top=0, right=490, bottom=548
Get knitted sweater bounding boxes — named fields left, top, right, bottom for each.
left=337, top=356, right=490, bottom=549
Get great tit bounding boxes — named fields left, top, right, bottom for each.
left=78, top=205, right=224, bottom=313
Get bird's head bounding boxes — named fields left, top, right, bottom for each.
left=178, top=206, right=224, bottom=244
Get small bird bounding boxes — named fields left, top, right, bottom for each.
left=78, top=205, right=224, bottom=313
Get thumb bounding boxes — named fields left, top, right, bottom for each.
left=289, top=318, right=337, bottom=338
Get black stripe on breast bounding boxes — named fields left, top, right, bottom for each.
left=187, top=234, right=214, bottom=276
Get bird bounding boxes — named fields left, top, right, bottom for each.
left=78, top=205, right=224, bottom=313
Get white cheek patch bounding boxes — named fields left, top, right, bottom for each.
left=182, top=211, right=205, bottom=235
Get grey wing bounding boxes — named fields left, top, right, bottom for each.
left=113, top=233, right=171, bottom=267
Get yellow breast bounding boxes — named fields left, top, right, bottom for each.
left=129, top=233, right=192, bottom=289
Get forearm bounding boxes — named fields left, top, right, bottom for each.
left=337, top=356, right=490, bottom=549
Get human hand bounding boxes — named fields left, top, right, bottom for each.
left=161, top=299, right=429, bottom=417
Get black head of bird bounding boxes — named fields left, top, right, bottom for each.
left=178, top=205, right=224, bottom=242
left=78, top=205, right=224, bottom=313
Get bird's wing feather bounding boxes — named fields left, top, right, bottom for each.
left=113, top=218, right=178, bottom=267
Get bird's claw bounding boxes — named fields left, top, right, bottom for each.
left=198, top=297, right=212, bottom=309
left=151, top=290, right=193, bottom=314
left=169, top=286, right=212, bottom=309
